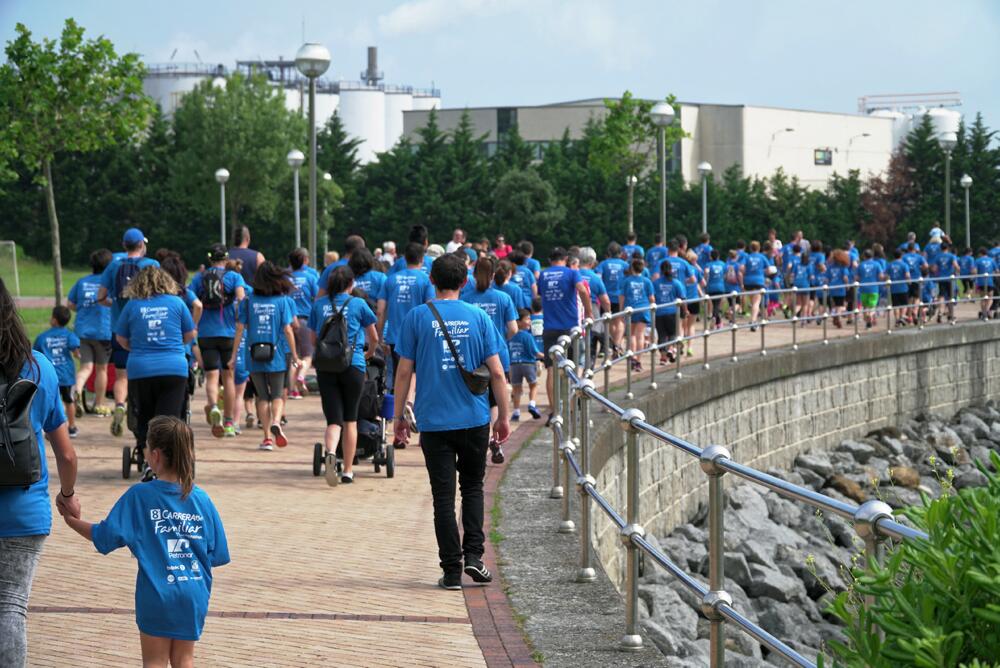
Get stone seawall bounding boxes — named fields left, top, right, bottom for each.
left=590, top=322, right=1000, bottom=586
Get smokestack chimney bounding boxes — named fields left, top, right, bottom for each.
left=362, top=46, right=383, bottom=86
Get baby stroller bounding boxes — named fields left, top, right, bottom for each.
left=312, top=354, right=396, bottom=479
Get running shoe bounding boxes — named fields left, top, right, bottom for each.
left=270, top=424, right=288, bottom=448
left=259, top=439, right=274, bottom=451
left=280, top=416, right=288, bottom=427
left=140, top=461, right=156, bottom=482
left=94, top=405, right=112, bottom=417
left=289, top=390, right=303, bottom=400
left=511, top=412, right=520, bottom=422
left=438, top=573, right=462, bottom=591
left=209, top=406, right=224, bottom=438
left=223, top=422, right=237, bottom=438
left=489, top=438, right=505, bottom=464
left=68, top=426, right=79, bottom=439
left=72, top=390, right=83, bottom=418
left=528, top=405, right=542, bottom=420
left=464, top=557, right=493, bottom=584
left=204, top=404, right=214, bottom=425
left=245, top=413, right=256, bottom=429
left=325, top=452, right=339, bottom=487
left=404, top=402, right=419, bottom=433
left=110, top=404, right=126, bottom=437
left=393, top=438, right=407, bottom=450
left=341, top=471, right=355, bottom=484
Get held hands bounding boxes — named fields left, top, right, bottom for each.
left=393, top=417, right=410, bottom=446
left=227, top=355, right=239, bottom=371
left=56, top=491, right=81, bottom=520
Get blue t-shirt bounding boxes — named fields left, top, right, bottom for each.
left=666, top=256, right=695, bottom=291
left=705, top=261, right=726, bottom=294
left=579, top=269, right=608, bottom=307
left=0, top=352, right=67, bottom=538
left=289, top=269, right=318, bottom=318
left=791, top=259, right=814, bottom=290
left=621, top=275, right=654, bottom=322
left=68, top=274, right=112, bottom=341
left=742, top=252, right=768, bottom=287
left=116, top=295, right=195, bottom=380
left=645, top=246, right=668, bottom=278
left=695, top=243, right=714, bottom=268
left=622, top=243, right=645, bottom=259
left=318, top=259, right=348, bottom=291
left=975, top=257, right=997, bottom=287
left=539, top=265, right=580, bottom=331
left=189, top=269, right=245, bottom=338
left=495, top=281, right=528, bottom=310
left=91, top=479, right=230, bottom=641
left=33, top=327, right=80, bottom=387
left=989, top=246, right=1000, bottom=262
left=395, top=300, right=502, bottom=432
left=525, top=257, right=541, bottom=276
left=725, top=259, right=742, bottom=290
left=237, top=295, right=295, bottom=374
left=100, top=256, right=161, bottom=324
left=887, top=260, right=911, bottom=294
left=378, top=268, right=435, bottom=345
left=508, top=329, right=541, bottom=364
left=652, top=277, right=687, bottom=315
left=462, top=287, right=517, bottom=371
left=389, top=255, right=433, bottom=276
left=826, top=266, right=850, bottom=297
left=308, top=294, right=377, bottom=372
left=597, top=258, right=629, bottom=298
left=857, top=260, right=882, bottom=295
left=925, top=242, right=942, bottom=265
left=935, top=252, right=958, bottom=278
left=686, top=265, right=703, bottom=300
left=902, top=252, right=928, bottom=278
left=958, top=255, right=975, bottom=279
left=509, top=266, right=536, bottom=305
left=354, top=270, right=387, bottom=305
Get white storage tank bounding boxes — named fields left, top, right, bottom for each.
left=869, top=109, right=911, bottom=148
left=927, top=108, right=962, bottom=147
left=283, top=85, right=304, bottom=117
left=314, top=90, right=340, bottom=129
left=142, top=65, right=219, bottom=115
left=411, top=94, right=440, bottom=112
left=339, top=86, right=386, bottom=163
left=383, top=90, right=413, bottom=151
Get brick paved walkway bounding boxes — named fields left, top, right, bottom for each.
left=26, top=303, right=986, bottom=666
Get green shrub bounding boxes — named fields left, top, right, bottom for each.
left=825, top=451, right=1000, bottom=668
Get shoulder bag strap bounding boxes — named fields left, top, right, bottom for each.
left=426, top=301, right=471, bottom=379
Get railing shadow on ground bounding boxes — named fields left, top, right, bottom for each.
left=542, top=275, right=997, bottom=667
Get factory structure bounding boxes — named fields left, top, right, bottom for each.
left=402, top=92, right=963, bottom=189
left=141, top=47, right=440, bottom=164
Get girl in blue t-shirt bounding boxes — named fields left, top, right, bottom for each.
left=619, top=259, right=655, bottom=372
left=230, top=262, right=298, bottom=451
left=64, top=416, right=229, bottom=666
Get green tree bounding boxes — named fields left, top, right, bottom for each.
left=902, top=113, right=946, bottom=236
left=169, top=72, right=306, bottom=255
left=952, top=113, right=1000, bottom=245
left=0, top=19, right=151, bottom=302
left=492, top=169, right=565, bottom=242
left=491, top=124, right=535, bottom=174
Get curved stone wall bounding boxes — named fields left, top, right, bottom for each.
left=590, top=323, right=1000, bottom=586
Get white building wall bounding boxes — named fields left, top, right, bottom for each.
left=384, top=92, right=414, bottom=151
left=142, top=74, right=211, bottom=115
left=411, top=95, right=440, bottom=111
left=339, top=88, right=386, bottom=163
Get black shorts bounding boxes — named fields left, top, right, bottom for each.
left=244, top=381, right=257, bottom=400
left=317, top=367, right=365, bottom=425
left=687, top=301, right=700, bottom=316
left=199, top=337, right=234, bottom=371
left=654, top=315, right=677, bottom=343
left=609, top=301, right=622, bottom=314
left=831, top=295, right=846, bottom=307
left=938, top=281, right=955, bottom=300
left=962, top=278, right=973, bottom=292
left=541, top=329, right=571, bottom=368
left=890, top=292, right=908, bottom=308
left=111, top=337, right=129, bottom=370
left=59, top=385, right=73, bottom=404
left=745, top=283, right=764, bottom=292
left=908, top=283, right=921, bottom=299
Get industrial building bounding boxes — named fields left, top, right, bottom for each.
left=141, top=47, right=440, bottom=164
left=402, top=94, right=963, bottom=188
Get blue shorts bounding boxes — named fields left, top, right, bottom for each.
left=510, top=363, right=537, bottom=386
left=111, top=337, right=129, bottom=370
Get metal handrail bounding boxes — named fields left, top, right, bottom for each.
left=541, top=272, right=997, bottom=666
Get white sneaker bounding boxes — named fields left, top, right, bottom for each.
left=259, top=440, right=275, bottom=451
left=325, top=453, right=339, bottom=487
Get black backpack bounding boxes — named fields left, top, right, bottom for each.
left=115, top=258, right=142, bottom=310
left=314, top=298, right=354, bottom=373
left=200, top=269, right=228, bottom=309
left=0, top=378, right=41, bottom=487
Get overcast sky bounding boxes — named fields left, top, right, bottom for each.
left=4, top=0, right=999, bottom=130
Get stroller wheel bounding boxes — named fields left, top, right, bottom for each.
left=386, top=443, right=395, bottom=479
left=135, top=446, right=145, bottom=473
left=312, top=443, right=323, bottom=477
left=122, top=446, right=131, bottom=479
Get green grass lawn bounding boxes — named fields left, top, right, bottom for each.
left=0, top=255, right=89, bottom=298
left=19, top=307, right=54, bottom=343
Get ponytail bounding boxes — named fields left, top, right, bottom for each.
left=147, top=416, right=196, bottom=499
left=474, top=257, right=494, bottom=293
left=494, top=260, right=513, bottom=287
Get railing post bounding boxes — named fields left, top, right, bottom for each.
left=917, top=277, right=925, bottom=330
left=624, top=309, right=634, bottom=400
left=854, top=500, right=893, bottom=635
left=886, top=279, right=893, bottom=333
left=760, top=294, right=767, bottom=356
left=618, top=408, right=646, bottom=652
left=558, top=358, right=577, bottom=534
left=583, top=318, right=593, bottom=374
left=603, top=313, right=611, bottom=395
left=548, top=343, right=565, bottom=500
left=730, top=291, right=739, bottom=363
left=576, top=379, right=597, bottom=583
left=853, top=281, right=861, bottom=339
left=822, top=294, right=829, bottom=345
left=791, top=315, right=799, bottom=351
left=675, top=301, right=684, bottom=378
left=700, top=445, right=734, bottom=668
left=702, top=294, right=711, bottom=370
left=649, top=306, right=658, bottom=390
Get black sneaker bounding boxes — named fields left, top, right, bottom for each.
left=438, top=572, right=462, bottom=590
left=341, top=471, right=355, bottom=484
left=527, top=405, right=542, bottom=420
left=464, top=557, right=493, bottom=584
left=489, top=439, right=505, bottom=464
left=545, top=413, right=553, bottom=427
left=140, top=461, right=156, bottom=483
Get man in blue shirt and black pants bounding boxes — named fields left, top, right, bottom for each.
left=393, top=253, right=511, bottom=591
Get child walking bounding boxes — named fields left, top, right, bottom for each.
left=33, top=305, right=81, bottom=438
left=63, top=416, right=230, bottom=667
left=508, top=309, right=543, bottom=421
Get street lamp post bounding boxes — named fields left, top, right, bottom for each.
left=961, top=173, right=973, bottom=248
left=939, top=134, right=957, bottom=238
left=322, top=172, right=332, bottom=255
left=214, top=168, right=229, bottom=245
left=295, top=43, right=331, bottom=268
left=625, top=175, right=638, bottom=237
left=650, top=102, right=676, bottom=245
left=698, top=162, right=712, bottom=237
left=287, top=149, right=305, bottom=248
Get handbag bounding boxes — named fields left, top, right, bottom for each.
left=250, top=342, right=275, bottom=363
left=0, top=378, right=41, bottom=487
left=426, top=301, right=491, bottom=396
